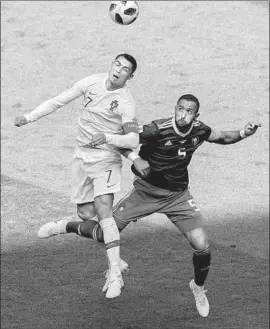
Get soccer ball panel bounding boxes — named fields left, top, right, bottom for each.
left=109, top=1, right=139, bottom=25
left=124, top=8, right=136, bottom=16
left=109, top=3, right=117, bottom=11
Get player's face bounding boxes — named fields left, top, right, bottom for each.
left=175, top=99, right=199, bottom=127
left=108, top=57, right=134, bottom=87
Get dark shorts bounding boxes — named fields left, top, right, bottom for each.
left=113, top=177, right=204, bottom=233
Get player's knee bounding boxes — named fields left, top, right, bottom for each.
left=194, top=237, right=210, bottom=251
left=186, top=227, right=210, bottom=251
left=77, top=204, right=96, bottom=221
left=77, top=210, right=88, bottom=221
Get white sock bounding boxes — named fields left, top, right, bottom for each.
left=99, top=217, right=121, bottom=276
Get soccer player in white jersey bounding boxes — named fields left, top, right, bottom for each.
left=14, top=53, right=139, bottom=299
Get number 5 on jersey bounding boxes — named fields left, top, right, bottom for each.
left=178, top=148, right=186, bottom=159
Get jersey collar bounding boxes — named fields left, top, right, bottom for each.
left=172, top=116, right=194, bottom=137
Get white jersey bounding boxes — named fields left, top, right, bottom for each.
left=25, top=73, right=136, bottom=166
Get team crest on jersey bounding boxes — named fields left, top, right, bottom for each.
left=192, top=137, right=200, bottom=145
left=109, top=100, right=119, bottom=111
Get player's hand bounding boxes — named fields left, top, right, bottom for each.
left=244, top=122, right=261, bottom=136
left=88, top=133, right=106, bottom=147
left=14, top=116, right=28, bottom=127
left=133, top=158, right=150, bottom=177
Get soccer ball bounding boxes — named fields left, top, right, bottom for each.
left=109, top=1, right=139, bottom=25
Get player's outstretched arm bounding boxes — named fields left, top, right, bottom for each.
left=14, top=116, right=28, bottom=127
left=207, top=122, right=261, bottom=144
left=14, top=83, right=84, bottom=127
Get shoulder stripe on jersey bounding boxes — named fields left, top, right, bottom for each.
left=193, top=120, right=202, bottom=126
left=156, top=119, right=173, bottom=130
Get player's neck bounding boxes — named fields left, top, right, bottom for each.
left=176, top=121, right=193, bottom=133
left=105, top=79, right=125, bottom=91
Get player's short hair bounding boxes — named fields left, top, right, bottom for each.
left=115, top=53, right=137, bottom=74
left=177, top=94, right=200, bottom=112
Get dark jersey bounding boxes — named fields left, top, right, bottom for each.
left=131, top=117, right=212, bottom=191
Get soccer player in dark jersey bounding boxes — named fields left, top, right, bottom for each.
left=38, top=94, right=261, bottom=317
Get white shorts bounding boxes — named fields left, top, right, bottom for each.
left=71, top=157, right=122, bottom=204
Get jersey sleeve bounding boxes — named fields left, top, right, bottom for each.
left=199, top=123, right=212, bottom=141
left=139, top=121, right=159, bottom=142
left=115, top=95, right=138, bottom=134
left=25, top=76, right=94, bottom=122
left=206, top=128, right=223, bottom=142
left=72, top=76, right=94, bottom=94
left=116, top=98, right=136, bottom=124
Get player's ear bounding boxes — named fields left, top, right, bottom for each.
left=128, top=73, right=134, bottom=81
left=195, top=112, right=200, bottom=119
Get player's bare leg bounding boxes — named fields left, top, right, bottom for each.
left=70, top=214, right=129, bottom=293
left=183, top=227, right=211, bottom=317
left=37, top=202, right=97, bottom=238
left=37, top=202, right=129, bottom=285
left=94, top=193, right=123, bottom=299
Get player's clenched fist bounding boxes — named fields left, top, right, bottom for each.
left=243, top=122, right=261, bottom=136
left=133, top=158, right=150, bottom=177
left=14, top=116, right=28, bottom=127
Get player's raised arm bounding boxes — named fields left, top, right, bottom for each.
left=14, top=80, right=86, bottom=127
left=207, top=123, right=261, bottom=144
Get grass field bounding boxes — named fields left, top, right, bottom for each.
left=1, top=1, right=269, bottom=329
